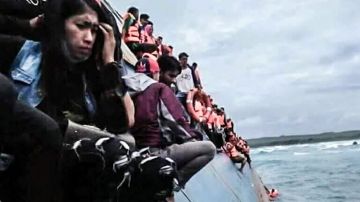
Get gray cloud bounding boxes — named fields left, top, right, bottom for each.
left=110, top=0, right=360, bottom=138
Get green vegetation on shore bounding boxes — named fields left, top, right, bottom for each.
left=247, top=130, right=360, bottom=148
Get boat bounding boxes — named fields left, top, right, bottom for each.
left=103, top=1, right=271, bottom=201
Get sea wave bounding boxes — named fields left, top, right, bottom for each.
left=252, top=139, right=360, bottom=202
left=293, top=152, right=309, bottom=156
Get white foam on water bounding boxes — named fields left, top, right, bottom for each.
left=317, top=139, right=360, bottom=150
left=323, top=150, right=341, bottom=154
left=293, top=152, right=310, bottom=156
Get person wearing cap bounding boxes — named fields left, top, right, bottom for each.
left=124, top=57, right=216, bottom=189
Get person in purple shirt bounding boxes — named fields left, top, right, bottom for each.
left=125, top=57, right=216, bottom=189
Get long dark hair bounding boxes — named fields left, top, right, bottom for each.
left=41, top=0, right=121, bottom=110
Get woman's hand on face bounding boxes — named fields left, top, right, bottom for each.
left=99, top=23, right=116, bottom=64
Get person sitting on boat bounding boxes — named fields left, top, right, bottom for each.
left=175, top=52, right=195, bottom=106
left=141, top=22, right=156, bottom=45
left=140, top=22, right=160, bottom=58
left=139, top=13, right=150, bottom=32
left=223, top=135, right=247, bottom=172
left=1, top=0, right=136, bottom=200
left=225, top=118, right=234, bottom=132
left=168, top=45, right=174, bottom=56
left=125, top=57, right=216, bottom=190
left=157, top=55, right=211, bottom=141
left=156, top=36, right=163, bottom=55
left=158, top=55, right=181, bottom=87
left=122, top=6, right=141, bottom=53
left=232, top=135, right=252, bottom=166
left=191, top=62, right=202, bottom=89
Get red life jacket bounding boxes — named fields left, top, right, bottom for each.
left=226, top=120, right=233, bottom=129
left=269, top=189, right=279, bottom=198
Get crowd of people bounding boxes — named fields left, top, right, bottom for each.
left=0, top=1, right=256, bottom=202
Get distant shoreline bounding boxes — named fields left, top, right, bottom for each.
left=247, top=130, right=360, bottom=148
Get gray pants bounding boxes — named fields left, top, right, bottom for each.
left=151, top=141, right=216, bottom=187
left=65, top=120, right=136, bottom=150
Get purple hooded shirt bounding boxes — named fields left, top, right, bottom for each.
left=125, top=73, right=195, bottom=148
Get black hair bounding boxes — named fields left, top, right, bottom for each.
left=140, top=13, right=149, bottom=20
left=42, top=0, right=111, bottom=108
left=127, top=7, right=139, bottom=16
left=178, top=52, right=189, bottom=59
left=157, top=55, right=181, bottom=73
left=192, top=62, right=197, bottom=67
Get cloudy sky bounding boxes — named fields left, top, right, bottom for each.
left=109, top=0, right=360, bottom=138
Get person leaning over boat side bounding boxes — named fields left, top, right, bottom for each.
left=125, top=57, right=216, bottom=189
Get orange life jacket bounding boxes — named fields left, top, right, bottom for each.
left=218, top=114, right=225, bottom=126
left=123, top=13, right=140, bottom=43
left=142, top=34, right=156, bottom=45
left=142, top=52, right=158, bottom=61
left=224, top=142, right=240, bottom=158
left=186, top=88, right=211, bottom=123
left=226, top=120, right=233, bottom=129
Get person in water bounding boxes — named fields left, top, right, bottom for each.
left=1, top=0, right=135, bottom=200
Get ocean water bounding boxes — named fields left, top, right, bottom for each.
left=251, top=139, right=360, bottom=202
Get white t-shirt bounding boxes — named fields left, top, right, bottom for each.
left=176, top=67, right=194, bottom=93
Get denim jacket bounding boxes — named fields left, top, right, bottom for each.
left=9, top=40, right=97, bottom=118
left=10, top=40, right=43, bottom=107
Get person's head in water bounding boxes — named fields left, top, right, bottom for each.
left=157, top=55, right=181, bottom=86
left=44, top=0, right=109, bottom=64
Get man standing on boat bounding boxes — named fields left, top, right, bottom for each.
left=175, top=52, right=195, bottom=106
